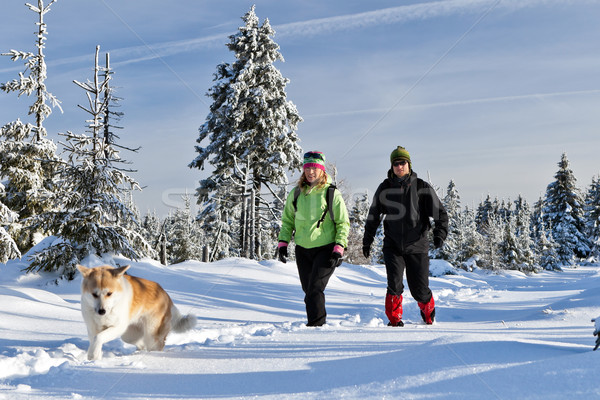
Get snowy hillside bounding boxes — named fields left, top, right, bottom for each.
left=1, top=256, right=599, bottom=399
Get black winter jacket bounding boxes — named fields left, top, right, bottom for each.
left=363, top=170, right=448, bottom=254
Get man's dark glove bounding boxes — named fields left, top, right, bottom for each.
left=330, top=252, right=343, bottom=268
left=362, top=245, right=370, bottom=259
left=434, top=237, right=444, bottom=249
left=278, top=245, right=288, bottom=263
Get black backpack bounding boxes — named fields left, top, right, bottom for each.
left=292, top=184, right=337, bottom=228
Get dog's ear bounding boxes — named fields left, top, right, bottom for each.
left=76, top=264, right=91, bottom=277
left=112, top=265, right=131, bottom=278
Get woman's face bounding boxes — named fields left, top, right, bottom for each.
left=304, top=167, right=323, bottom=185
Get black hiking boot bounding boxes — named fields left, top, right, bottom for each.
left=387, top=320, right=404, bottom=327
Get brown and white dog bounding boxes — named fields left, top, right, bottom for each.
left=77, top=264, right=196, bottom=360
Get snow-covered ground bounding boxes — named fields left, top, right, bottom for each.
left=1, top=255, right=599, bottom=399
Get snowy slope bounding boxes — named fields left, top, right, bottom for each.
left=1, top=256, right=599, bottom=399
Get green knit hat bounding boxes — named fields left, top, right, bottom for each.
left=390, top=146, right=411, bottom=165
left=303, top=151, right=326, bottom=171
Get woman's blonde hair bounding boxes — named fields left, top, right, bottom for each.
left=297, top=169, right=328, bottom=189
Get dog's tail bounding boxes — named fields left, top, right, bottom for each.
left=171, top=305, right=197, bottom=332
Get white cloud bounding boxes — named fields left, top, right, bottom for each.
left=274, top=0, right=600, bottom=38
left=304, top=89, right=600, bottom=118
left=35, top=0, right=600, bottom=69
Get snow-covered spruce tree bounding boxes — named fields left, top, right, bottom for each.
left=584, top=176, right=600, bottom=259
left=370, top=225, right=385, bottom=265
left=531, top=198, right=559, bottom=269
left=542, top=153, right=591, bottom=265
left=0, top=183, right=21, bottom=262
left=0, top=0, right=62, bottom=251
left=499, top=210, right=536, bottom=272
left=475, top=194, right=494, bottom=233
left=189, top=6, right=302, bottom=260
left=140, top=209, right=162, bottom=260
left=513, top=195, right=536, bottom=270
left=499, top=213, right=519, bottom=268
left=498, top=195, right=536, bottom=271
left=165, top=194, right=203, bottom=264
left=497, top=199, right=512, bottom=222
left=260, top=184, right=290, bottom=260
left=100, top=53, right=128, bottom=154
left=27, top=47, right=150, bottom=279
left=478, top=211, right=504, bottom=270
left=537, top=222, right=562, bottom=270
left=439, top=182, right=481, bottom=267
left=197, top=197, right=234, bottom=262
left=459, top=206, right=483, bottom=269
left=530, top=197, right=545, bottom=244
left=437, top=180, right=461, bottom=262
left=345, top=191, right=370, bottom=264
left=475, top=196, right=507, bottom=269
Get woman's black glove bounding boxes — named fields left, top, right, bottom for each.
left=278, top=245, right=288, bottom=263
left=329, top=252, right=343, bottom=268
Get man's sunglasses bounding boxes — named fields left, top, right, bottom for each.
left=304, top=152, right=324, bottom=161
left=393, top=160, right=408, bottom=167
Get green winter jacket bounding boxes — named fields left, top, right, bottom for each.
left=278, top=181, right=350, bottom=249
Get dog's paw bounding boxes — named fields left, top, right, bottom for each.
left=87, top=344, right=103, bottom=361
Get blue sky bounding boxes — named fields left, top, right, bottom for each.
left=1, top=0, right=599, bottom=216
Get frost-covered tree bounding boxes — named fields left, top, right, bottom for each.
left=345, top=191, right=370, bottom=264
left=530, top=197, right=545, bottom=242
left=459, top=206, right=482, bottom=267
left=497, top=199, right=512, bottom=222
left=537, top=222, right=562, bottom=271
left=165, top=194, right=202, bottom=264
left=498, top=212, right=535, bottom=272
left=478, top=212, right=504, bottom=270
left=584, top=176, right=600, bottom=259
left=197, top=198, right=234, bottom=262
left=542, top=153, right=591, bottom=265
left=438, top=180, right=461, bottom=261
left=27, top=47, right=150, bottom=279
left=499, top=214, right=519, bottom=268
left=429, top=181, right=483, bottom=267
left=0, top=183, right=21, bottom=262
left=368, top=225, right=385, bottom=265
left=259, top=185, right=288, bottom=259
left=0, top=0, right=62, bottom=251
left=140, top=209, right=161, bottom=258
left=475, top=195, right=509, bottom=270
left=475, top=195, right=495, bottom=233
left=531, top=197, right=556, bottom=268
left=511, top=195, right=535, bottom=270
left=189, top=6, right=302, bottom=260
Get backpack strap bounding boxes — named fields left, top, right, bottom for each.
left=317, top=184, right=336, bottom=228
left=327, top=184, right=336, bottom=222
left=292, top=186, right=301, bottom=211
left=294, top=184, right=337, bottom=228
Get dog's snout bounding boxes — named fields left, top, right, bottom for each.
left=98, top=308, right=106, bottom=315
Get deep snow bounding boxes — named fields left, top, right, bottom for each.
left=0, top=255, right=599, bottom=399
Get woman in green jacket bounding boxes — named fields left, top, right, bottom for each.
left=278, top=151, right=350, bottom=326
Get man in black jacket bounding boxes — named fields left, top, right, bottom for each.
left=362, top=146, right=448, bottom=326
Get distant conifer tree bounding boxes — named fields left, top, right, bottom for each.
left=542, top=153, right=591, bottom=265
left=583, top=176, right=600, bottom=258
